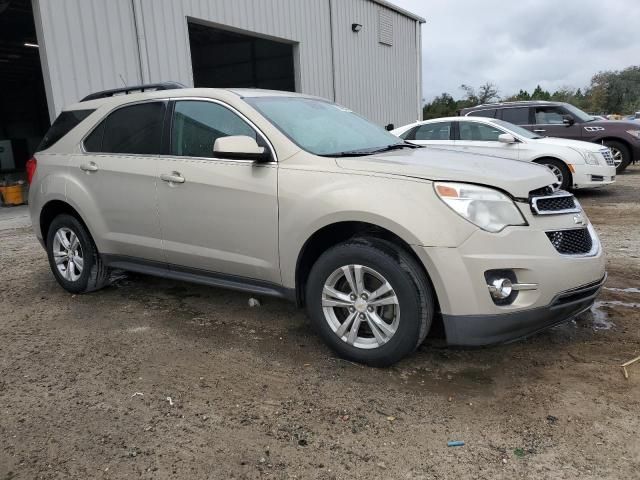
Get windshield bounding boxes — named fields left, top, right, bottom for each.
left=245, top=96, right=402, bottom=156
left=490, top=119, right=543, bottom=139
left=563, top=103, right=595, bottom=122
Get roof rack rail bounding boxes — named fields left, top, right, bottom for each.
left=80, top=81, right=187, bottom=102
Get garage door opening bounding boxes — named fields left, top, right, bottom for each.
left=0, top=0, right=49, bottom=177
left=188, top=21, right=296, bottom=92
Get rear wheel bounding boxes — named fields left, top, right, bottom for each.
left=602, top=140, right=631, bottom=174
left=46, top=214, right=109, bottom=293
left=538, top=158, right=572, bottom=191
left=305, top=238, right=434, bottom=367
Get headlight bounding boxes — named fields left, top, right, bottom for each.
left=572, top=148, right=600, bottom=165
left=584, top=151, right=600, bottom=165
left=626, top=129, right=640, bottom=140
left=434, top=182, right=527, bottom=233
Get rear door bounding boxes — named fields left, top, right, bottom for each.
left=451, top=120, right=520, bottom=160
left=155, top=99, right=280, bottom=284
left=67, top=101, right=165, bottom=262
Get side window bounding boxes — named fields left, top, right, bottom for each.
left=459, top=122, right=502, bottom=141
left=467, top=109, right=496, bottom=118
left=171, top=101, right=257, bottom=158
left=412, top=122, right=453, bottom=141
left=84, top=102, right=166, bottom=154
left=39, top=109, right=95, bottom=151
left=535, top=107, right=565, bottom=125
left=501, top=107, right=530, bottom=125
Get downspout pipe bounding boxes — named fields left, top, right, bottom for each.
left=328, top=0, right=337, bottom=102
left=132, top=0, right=150, bottom=84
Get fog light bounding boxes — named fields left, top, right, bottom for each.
left=489, top=278, right=513, bottom=300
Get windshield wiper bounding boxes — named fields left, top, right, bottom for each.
left=320, top=142, right=420, bottom=157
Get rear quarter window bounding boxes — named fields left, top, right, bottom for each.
left=38, top=109, right=95, bottom=151
left=84, top=102, right=166, bottom=155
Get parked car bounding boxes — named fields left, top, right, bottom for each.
left=27, top=85, right=606, bottom=366
left=392, top=116, right=616, bottom=191
left=459, top=101, right=640, bottom=173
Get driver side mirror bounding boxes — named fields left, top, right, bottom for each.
left=498, top=133, right=517, bottom=144
left=213, top=135, right=271, bottom=162
left=562, top=115, right=575, bottom=126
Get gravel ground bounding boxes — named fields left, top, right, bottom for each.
left=1, top=166, right=639, bottom=480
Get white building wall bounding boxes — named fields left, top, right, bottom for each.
left=33, top=0, right=423, bottom=127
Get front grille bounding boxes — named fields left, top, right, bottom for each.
left=601, top=149, right=615, bottom=166
left=535, top=195, right=577, bottom=212
left=530, top=192, right=580, bottom=215
left=552, top=275, right=606, bottom=307
left=546, top=228, right=593, bottom=255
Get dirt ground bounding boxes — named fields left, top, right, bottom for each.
left=1, top=167, right=639, bottom=480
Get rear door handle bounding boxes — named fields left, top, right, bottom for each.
left=533, top=129, right=546, bottom=133
left=80, top=162, right=98, bottom=172
left=160, top=172, right=185, bottom=184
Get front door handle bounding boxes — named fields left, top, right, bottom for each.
left=533, top=129, right=546, bottom=133
left=80, top=162, right=98, bottom=172
left=160, top=172, right=185, bottom=184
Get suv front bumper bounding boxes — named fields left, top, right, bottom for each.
left=413, top=221, right=606, bottom=346
left=442, top=274, right=605, bottom=345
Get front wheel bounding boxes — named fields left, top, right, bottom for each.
left=602, top=140, right=631, bottom=174
left=538, top=158, right=572, bottom=191
left=46, top=214, right=109, bottom=293
left=305, top=238, right=434, bottom=367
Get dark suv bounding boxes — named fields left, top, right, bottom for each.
left=459, top=101, right=640, bottom=173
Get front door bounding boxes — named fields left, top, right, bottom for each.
left=452, top=120, right=520, bottom=160
left=155, top=99, right=280, bottom=284
left=530, top=105, right=583, bottom=140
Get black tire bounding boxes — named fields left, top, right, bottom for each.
left=602, top=140, right=631, bottom=174
left=537, top=158, right=572, bottom=191
left=305, top=237, right=434, bottom=367
left=46, top=214, right=109, bottom=294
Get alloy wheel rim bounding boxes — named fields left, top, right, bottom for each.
left=545, top=164, right=564, bottom=188
left=321, top=265, right=400, bottom=349
left=609, top=147, right=623, bottom=167
left=52, top=227, right=84, bottom=282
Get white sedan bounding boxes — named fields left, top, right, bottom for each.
left=392, top=116, right=616, bottom=191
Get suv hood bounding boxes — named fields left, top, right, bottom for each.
left=335, top=147, right=556, bottom=198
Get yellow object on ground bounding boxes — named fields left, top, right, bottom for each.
left=1, top=184, right=25, bottom=206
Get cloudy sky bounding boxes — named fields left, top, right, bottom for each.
left=392, top=0, right=640, bottom=102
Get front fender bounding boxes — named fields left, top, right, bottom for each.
left=277, top=167, right=477, bottom=288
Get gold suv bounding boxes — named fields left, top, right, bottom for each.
left=27, top=85, right=606, bottom=366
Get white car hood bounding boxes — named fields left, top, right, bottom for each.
left=336, top=146, right=557, bottom=198
left=531, top=136, right=605, bottom=152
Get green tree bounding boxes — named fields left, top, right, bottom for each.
left=422, top=92, right=458, bottom=119
left=531, top=85, right=551, bottom=101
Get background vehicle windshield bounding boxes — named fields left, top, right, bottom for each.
left=490, top=119, right=543, bottom=139
left=563, top=103, right=595, bottom=122
left=246, top=96, right=402, bottom=155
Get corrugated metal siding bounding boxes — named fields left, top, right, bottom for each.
left=136, top=0, right=335, bottom=100
left=34, top=0, right=142, bottom=120
left=331, top=0, right=420, bottom=126
left=34, top=0, right=421, bottom=126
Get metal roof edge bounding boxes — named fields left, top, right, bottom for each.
left=370, top=0, right=426, bottom=23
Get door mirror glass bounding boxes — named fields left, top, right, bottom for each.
left=213, top=135, right=270, bottom=161
left=562, top=115, right=575, bottom=126
left=498, top=133, right=517, bottom=144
